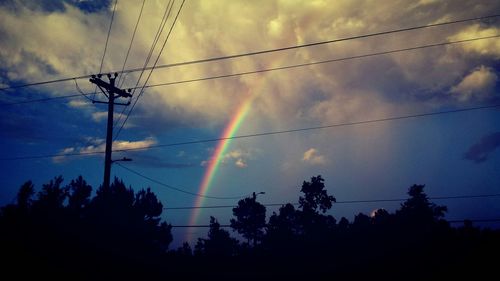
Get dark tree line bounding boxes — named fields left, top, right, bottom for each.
left=0, top=176, right=171, bottom=279
left=1, top=175, right=499, bottom=280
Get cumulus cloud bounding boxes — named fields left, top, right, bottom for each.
left=448, top=24, right=500, bottom=58
left=52, top=137, right=157, bottom=163
left=110, top=138, right=157, bottom=151
left=1, top=0, right=500, bottom=137
left=451, top=66, right=498, bottom=101
left=222, top=148, right=256, bottom=168
left=67, top=99, right=90, bottom=108
left=464, top=132, right=500, bottom=163
left=235, top=158, right=248, bottom=168
left=302, top=148, right=327, bottom=165
left=90, top=111, right=131, bottom=123
left=91, top=111, right=108, bottom=122
left=201, top=148, right=253, bottom=168
left=0, top=3, right=107, bottom=82
left=52, top=147, right=76, bottom=163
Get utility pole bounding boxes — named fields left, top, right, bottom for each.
left=90, top=73, right=131, bottom=189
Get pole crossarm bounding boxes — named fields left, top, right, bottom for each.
left=90, top=74, right=132, bottom=98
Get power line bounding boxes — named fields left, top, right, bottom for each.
left=113, top=0, right=146, bottom=136
left=112, top=103, right=500, bottom=153
left=1, top=103, right=499, bottom=161
left=128, top=0, right=174, bottom=102
left=0, top=74, right=89, bottom=92
left=140, top=35, right=500, bottom=88
left=1, top=13, right=498, bottom=92
left=112, top=0, right=170, bottom=137
left=170, top=218, right=500, bottom=228
left=93, top=0, right=118, bottom=101
left=115, top=162, right=250, bottom=200
left=117, top=0, right=146, bottom=88
left=85, top=0, right=119, bottom=162
left=122, top=13, right=500, bottom=74
left=74, top=79, right=94, bottom=102
left=448, top=218, right=500, bottom=224
left=0, top=93, right=83, bottom=106
left=112, top=0, right=176, bottom=139
left=171, top=225, right=231, bottom=228
left=163, top=194, right=500, bottom=210
left=98, top=0, right=118, bottom=76
left=1, top=34, right=497, bottom=107
left=114, top=0, right=186, bottom=141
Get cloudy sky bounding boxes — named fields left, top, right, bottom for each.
left=1, top=0, right=500, bottom=246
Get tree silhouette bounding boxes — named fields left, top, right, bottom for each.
left=86, top=177, right=173, bottom=258
left=396, top=184, right=447, bottom=227
left=0, top=176, right=174, bottom=279
left=195, top=216, right=238, bottom=257
left=266, top=203, right=301, bottom=254
left=352, top=212, right=371, bottom=229
left=338, top=216, right=349, bottom=231
left=2, top=175, right=500, bottom=280
left=33, top=176, right=67, bottom=212
left=67, top=175, right=91, bottom=212
left=16, top=180, right=35, bottom=210
left=299, top=175, right=335, bottom=214
left=264, top=175, right=338, bottom=261
left=135, top=187, right=164, bottom=223
left=296, top=175, right=336, bottom=238
left=268, top=203, right=301, bottom=236
left=176, top=242, right=193, bottom=256
left=230, top=192, right=267, bottom=246
left=371, top=208, right=391, bottom=226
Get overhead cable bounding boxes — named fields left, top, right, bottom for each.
left=1, top=103, right=499, bottom=161
left=1, top=13, right=498, bottom=92
left=2, top=34, right=497, bottom=107
left=115, top=162, right=250, bottom=200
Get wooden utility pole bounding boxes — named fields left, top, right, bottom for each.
left=89, top=73, right=131, bottom=189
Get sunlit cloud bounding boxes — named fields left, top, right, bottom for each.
left=302, top=148, right=327, bottom=166
left=90, top=111, right=131, bottom=124
left=67, top=99, right=90, bottom=108
left=450, top=66, right=498, bottom=101
left=1, top=0, right=499, bottom=181
left=0, top=0, right=498, bottom=137
left=52, top=147, right=76, bottom=163
left=448, top=24, right=500, bottom=58
left=91, top=111, right=109, bottom=122
left=52, top=137, right=157, bottom=163
left=201, top=148, right=253, bottom=168
left=235, top=158, right=248, bottom=168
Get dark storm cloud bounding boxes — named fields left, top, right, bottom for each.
left=0, top=99, right=92, bottom=144
left=0, top=109, right=79, bottom=143
left=464, top=132, right=500, bottom=163
left=0, top=0, right=111, bottom=13
left=70, top=0, right=112, bottom=13
left=0, top=110, right=42, bottom=140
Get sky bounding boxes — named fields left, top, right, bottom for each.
left=0, top=0, right=500, bottom=247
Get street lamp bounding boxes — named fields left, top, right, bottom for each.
left=252, top=191, right=265, bottom=200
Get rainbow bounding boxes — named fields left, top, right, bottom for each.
left=186, top=55, right=291, bottom=242
left=186, top=89, right=255, bottom=241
